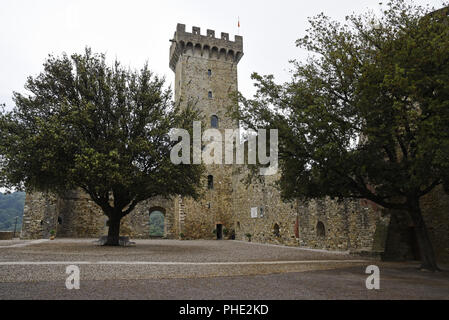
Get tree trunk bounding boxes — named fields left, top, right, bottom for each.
left=407, top=198, right=440, bottom=272
left=105, top=215, right=121, bottom=246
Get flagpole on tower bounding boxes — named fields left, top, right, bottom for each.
left=238, top=16, right=240, bottom=35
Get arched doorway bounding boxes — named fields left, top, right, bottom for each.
left=149, top=209, right=165, bottom=238
left=316, top=221, right=326, bottom=238
left=216, top=224, right=223, bottom=240
left=273, top=223, right=280, bottom=237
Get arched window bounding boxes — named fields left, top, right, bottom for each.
left=208, top=175, right=214, bottom=190
left=316, top=221, right=326, bottom=238
left=273, top=223, right=280, bottom=237
left=208, top=91, right=213, bottom=99
left=208, top=69, right=212, bottom=77
left=211, top=115, right=219, bottom=128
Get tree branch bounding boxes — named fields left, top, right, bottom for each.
left=419, top=179, right=442, bottom=197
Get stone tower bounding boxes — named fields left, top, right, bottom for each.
left=169, top=24, right=244, bottom=239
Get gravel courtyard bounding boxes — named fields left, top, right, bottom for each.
left=0, top=239, right=448, bottom=299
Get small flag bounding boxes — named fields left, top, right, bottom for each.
left=238, top=17, right=240, bottom=28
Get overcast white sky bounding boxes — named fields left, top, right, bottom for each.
left=0, top=0, right=444, bottom=110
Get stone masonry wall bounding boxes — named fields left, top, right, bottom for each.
left=232, top=171, right=298, bottom=246
left=122, top=196, right=177, bottom=239
left=21, top=192, right=58, bottom=239
left=297, top=198, right=386, bottom=253
left=182, top=165, right=234, bottom=239
left=56, top=191, right=106, bottom=238
left=21, top=190, right=178, bottom=240
left=420, top=186, right=449, bottom=263
left=232, top=167, right=387, bottom=255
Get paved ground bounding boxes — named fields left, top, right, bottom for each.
left=0, top=239, right=448, bottom=300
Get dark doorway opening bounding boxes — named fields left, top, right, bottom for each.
left=273, top=223, right=280, bottom=237
left=316, top=221, right=326, bottom=238
left=216, top=224, right=223, bottom=240
left=208, top=175, right=214, bottom=190
left=294, top=217, right=299, bottom=238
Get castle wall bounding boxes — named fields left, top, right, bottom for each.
left=21, top=192, right=59, bottom=239
left=232, top=172, right=298, bottom=245
left=232, top=168, right=388, bottom=255
left=56, top=191, right=107, bottom=238
left=121, top=196, right=177, bottom=239
left=232, top=162, right=448, bottom=264
left=420, top=186, right=449, bottom=263
left=21, top=190, right=178, bottom=240
left=296, top=198, right=387, bottom=253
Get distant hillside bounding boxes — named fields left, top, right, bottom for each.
left=0, top=192, right=25, bottom=231
left=149, top=211, right=164, bottom=237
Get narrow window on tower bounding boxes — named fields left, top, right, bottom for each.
left=208, top=69, right=212, bottom=77
left=208, top=175, right=214, bottom=190
left=211, top=115, right=219, bottom=128
left=208, top=91, right=213, bottom=99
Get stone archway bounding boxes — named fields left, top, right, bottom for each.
left=273, top=223, right=280, bottom=238
left=316, top=221, right=326, bottom=238
left=149, top=207, right=166, bottom=238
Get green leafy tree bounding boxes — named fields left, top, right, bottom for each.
left=0, top=48, right=203, bottom=246
left=231, top=1, right=449, bottom=271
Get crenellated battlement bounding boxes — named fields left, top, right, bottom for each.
left=169, top=23, right=244, bottom=71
